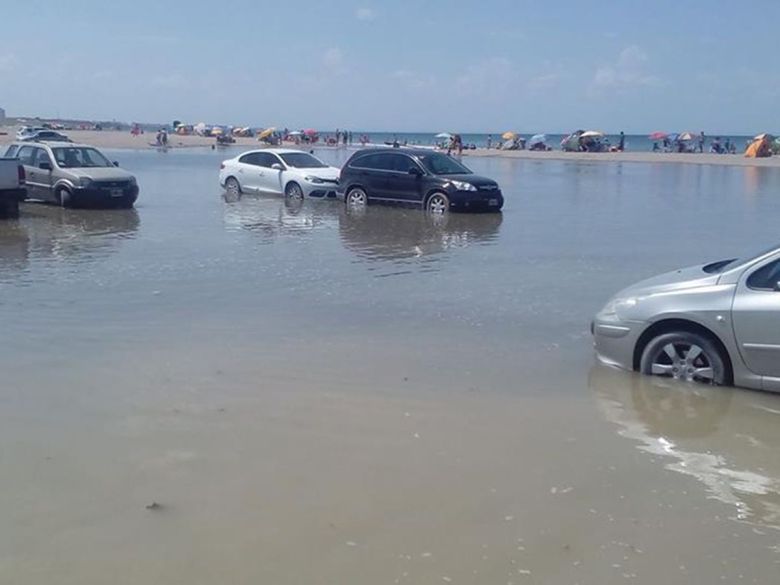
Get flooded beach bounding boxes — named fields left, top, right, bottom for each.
left=1, top=148, right=779, bottom=584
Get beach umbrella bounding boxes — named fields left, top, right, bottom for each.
left=580, top=130, right=604, bottom=138
left=211, top=127, right=223, bottom=136
left=648, top=131, right=667, bottom=140
left=529, top=133, right=546, bottom=144
left=679, top=131, right=696, bottom=141
left=435, top=132, right=452, bottom=139
left=502, top=131, right=517, bottom=140
left=288, top=130, right=302, bottom=136
left=303, top=129, right=317, bottom=136
left=258, top=127, right=275, bottom=140
left=753, top=133, right=773, bottom=141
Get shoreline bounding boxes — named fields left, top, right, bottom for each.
left=2, top=128, right=779, bottom=168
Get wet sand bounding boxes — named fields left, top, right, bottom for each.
left=1, top=149, right=779, bottom=583
left=2, top=126, right=778, bottom=167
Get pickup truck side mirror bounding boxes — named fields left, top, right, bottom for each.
left=38, top=161, right=52, bottom=171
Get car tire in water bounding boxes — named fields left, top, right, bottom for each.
left=57, top=187, right=74, bottom=209
left=225, top=177, right=241, bottom=199
left=345, top=186, right=368, bottom=207
left=639, top=331, right=728, bottom=386
left=426, top=191, right=450, bottom=214
left=285, top=181, right=304, bottom=199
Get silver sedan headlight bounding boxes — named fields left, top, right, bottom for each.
left=600, top=297, right=638, bottom=318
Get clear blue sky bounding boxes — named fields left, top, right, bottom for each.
left=1, top=0, right=778, bottom=133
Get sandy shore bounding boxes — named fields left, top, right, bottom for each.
left=2, top=126, right=779, bottom=167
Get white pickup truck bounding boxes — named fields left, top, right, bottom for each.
left=0, top=157, right=27, bottom=218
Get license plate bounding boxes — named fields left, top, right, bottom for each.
left=489, top=198, right=498, bottom=206
left=110, top=189, right=124, bottom=197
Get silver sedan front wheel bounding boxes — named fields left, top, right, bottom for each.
left=640, top=331, right=727, bottom=385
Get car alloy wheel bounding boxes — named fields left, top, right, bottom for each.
left=346, top=187, right=367, bottom=207
left=640, top=332, right=726, bottom=385
left=285, top=182, right=304, bottom=199
left=225, top=177, right=241, bottom=198
left=426, top=192, right=450, bottom=214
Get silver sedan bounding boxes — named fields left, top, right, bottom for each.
left=592, top=244, right=780, bottom=392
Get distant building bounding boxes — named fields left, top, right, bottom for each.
left=0, top=107, right=5, bottom=124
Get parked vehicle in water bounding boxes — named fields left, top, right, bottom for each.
left=337, top=148, right=503, bottom=212
left=0, top=158, right=27, bottom=218
left=19, top=130, right=71, bottom=142
left=219, top=149, right=341, bottom=199
left=3, top=142, right=139, bottom=208
left=592, top=244, right=780, bottom=392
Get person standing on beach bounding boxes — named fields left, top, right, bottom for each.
left=343, top=131, right=348, bottom=146
left=698, top=131, right=705, bottom=153
left=487, top=134, right=492, bottom=149
left=618, top=131, right=625, bottom=152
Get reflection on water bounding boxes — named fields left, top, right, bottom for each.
left=221, top=192, right=502, bottom=272
left=590, top=365, right=780, bottom=530
left=339, top=206, right=502, bottom=265
left=0, top=205, right=140, bottom=282
left=222, top=193, right=335, bottom=239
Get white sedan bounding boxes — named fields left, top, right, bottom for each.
left=219, top=149, right=340, bottom=199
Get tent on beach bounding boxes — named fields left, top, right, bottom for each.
left=745, top=134, right=773, bottom=158
left=561, top=130, right=584, bottom=151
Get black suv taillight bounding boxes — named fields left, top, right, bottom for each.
left=17, top=165, right=25, bottom=185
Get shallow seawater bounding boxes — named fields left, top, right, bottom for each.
left=1, top=148, right=779, bottom=584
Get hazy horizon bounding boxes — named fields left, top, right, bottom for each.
left=2, top=1, right=779, bottom=135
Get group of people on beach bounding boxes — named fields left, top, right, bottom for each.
left=651, top=132, right=741, bottom=154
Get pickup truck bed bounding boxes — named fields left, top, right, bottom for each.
left=0, top=158, right=27, bottom=218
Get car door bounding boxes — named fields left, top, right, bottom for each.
left=256, top=153, right=284, bottom=194
left=731, top=256, right=780, bottom=380
left=32, top=148, right=56, bottom=200
left=235, top=153, right=264, bottom=192
left=349, top=153, right=391, bottom=200
left=16, top=146, right=43, bottom=199
left=385, top=153, right=425, bottom=204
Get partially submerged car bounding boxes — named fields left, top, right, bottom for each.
left=592, top=244, right=780, bottom=392
left=337, top=148, right=504, bottom=213
left=4, top=141, right=139, bottom=208
left=219, top=149, right=340, bottom=199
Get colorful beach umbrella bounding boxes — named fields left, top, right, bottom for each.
left=753, top=133, right=773, bottom=141
left=258, top=127, right=275, bottom=139
left=303, top=129, right=317, bottom=136
left=678, top=131, right=696, bottom=141
left=502, top=131, right=517, bottom=140
left=648, top=131, right=668, bottom=140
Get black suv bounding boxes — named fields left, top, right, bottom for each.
left=338, top=148, right=503, bottom=212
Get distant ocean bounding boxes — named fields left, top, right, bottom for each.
left=322, top=132, right=757, bottom=153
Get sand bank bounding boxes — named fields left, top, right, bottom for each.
left=2, top=127, right=779, bottom=167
